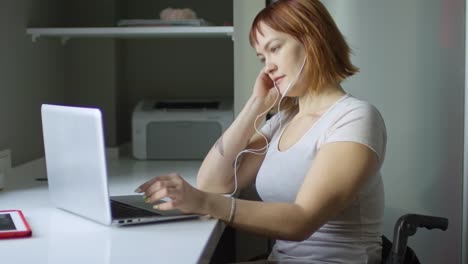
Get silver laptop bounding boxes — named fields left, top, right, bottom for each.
left=41, top=104, right=199, bottom=226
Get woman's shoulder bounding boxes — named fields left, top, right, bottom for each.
left=324, top=94, right=387, bottom=161
left=341, top=94, right=377, bottom=109
left=338, top=95, right=384, bottom=119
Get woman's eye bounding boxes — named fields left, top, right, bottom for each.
left=271, top=45, right=280, bottom=53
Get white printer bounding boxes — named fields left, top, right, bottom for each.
left=132, top=99, right=233, bottom=160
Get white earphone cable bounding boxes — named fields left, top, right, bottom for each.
left=229, top=89, right=280, bottom=196
left=228, top=57, right=307, bottom=197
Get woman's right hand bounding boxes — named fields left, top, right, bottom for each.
left=252, top=68, right=279, bottom=111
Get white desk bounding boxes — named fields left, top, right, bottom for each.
left=0, top=157, right=225, bottom=264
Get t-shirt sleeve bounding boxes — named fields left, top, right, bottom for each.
left=321, top=103, right=387, bottom=162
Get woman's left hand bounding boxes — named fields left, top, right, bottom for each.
left=135, top=173, right=206, bottom=214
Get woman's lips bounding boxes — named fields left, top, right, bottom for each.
left=274, top=76, right=284, bottom=84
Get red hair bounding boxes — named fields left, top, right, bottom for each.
left=250, top=0, right=358, bottom=104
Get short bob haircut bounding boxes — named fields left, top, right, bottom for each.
left=250, top=0, right=358, bottom=110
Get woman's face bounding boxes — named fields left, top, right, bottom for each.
left=254, top=22, right=306, bottom=97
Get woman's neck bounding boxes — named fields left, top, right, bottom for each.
left=297, top=83, right=346, bottom=116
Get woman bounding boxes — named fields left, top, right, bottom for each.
left=135, top=0, right=387, bottom=263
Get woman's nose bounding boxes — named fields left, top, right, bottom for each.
left=264, top=61, right=276, bottom=74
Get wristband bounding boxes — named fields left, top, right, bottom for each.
left=227, top=197, right=236, bottom=225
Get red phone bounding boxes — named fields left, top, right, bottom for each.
left=0, top=210, right=32, bottom=239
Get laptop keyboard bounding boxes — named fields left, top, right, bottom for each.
left=110, top=200, right=160, bottom=219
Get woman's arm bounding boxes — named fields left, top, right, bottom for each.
left=197, top=67, right=278, bottom=194
left=197, top=97, right=265, bottom=193
left=196, top=95, right=274, bottom=194
left=137, top=141, right=378, bottom=240
left=200, top=142, right=379, bottom=241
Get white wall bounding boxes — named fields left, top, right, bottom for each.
left=324, top=1, right=464, bottom=263
left=0, top=0, right=66, bottom=166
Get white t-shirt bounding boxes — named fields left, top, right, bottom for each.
left=255, top=94, right=387, bottom=264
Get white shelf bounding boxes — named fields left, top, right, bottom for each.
left=26, top=26, right=234, bottom=43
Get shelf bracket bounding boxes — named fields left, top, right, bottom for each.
left=60, top=37, right=70, bottom=45
left=31, top=34, right=40, bottom=43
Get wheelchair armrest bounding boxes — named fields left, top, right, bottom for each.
left=387, top=214, right=448, bottom=264
left=398, top=214, right=448, bottom=232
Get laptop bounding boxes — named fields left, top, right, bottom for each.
left=41, top=104, right=199, bottom=226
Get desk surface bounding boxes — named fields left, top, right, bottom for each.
left=0, top=157, right=224, bottom=264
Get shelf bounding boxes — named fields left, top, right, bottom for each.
left=26, top=26, right=234, bottom=44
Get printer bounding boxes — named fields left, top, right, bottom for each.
left=132, top=99, right=233, bottom=160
